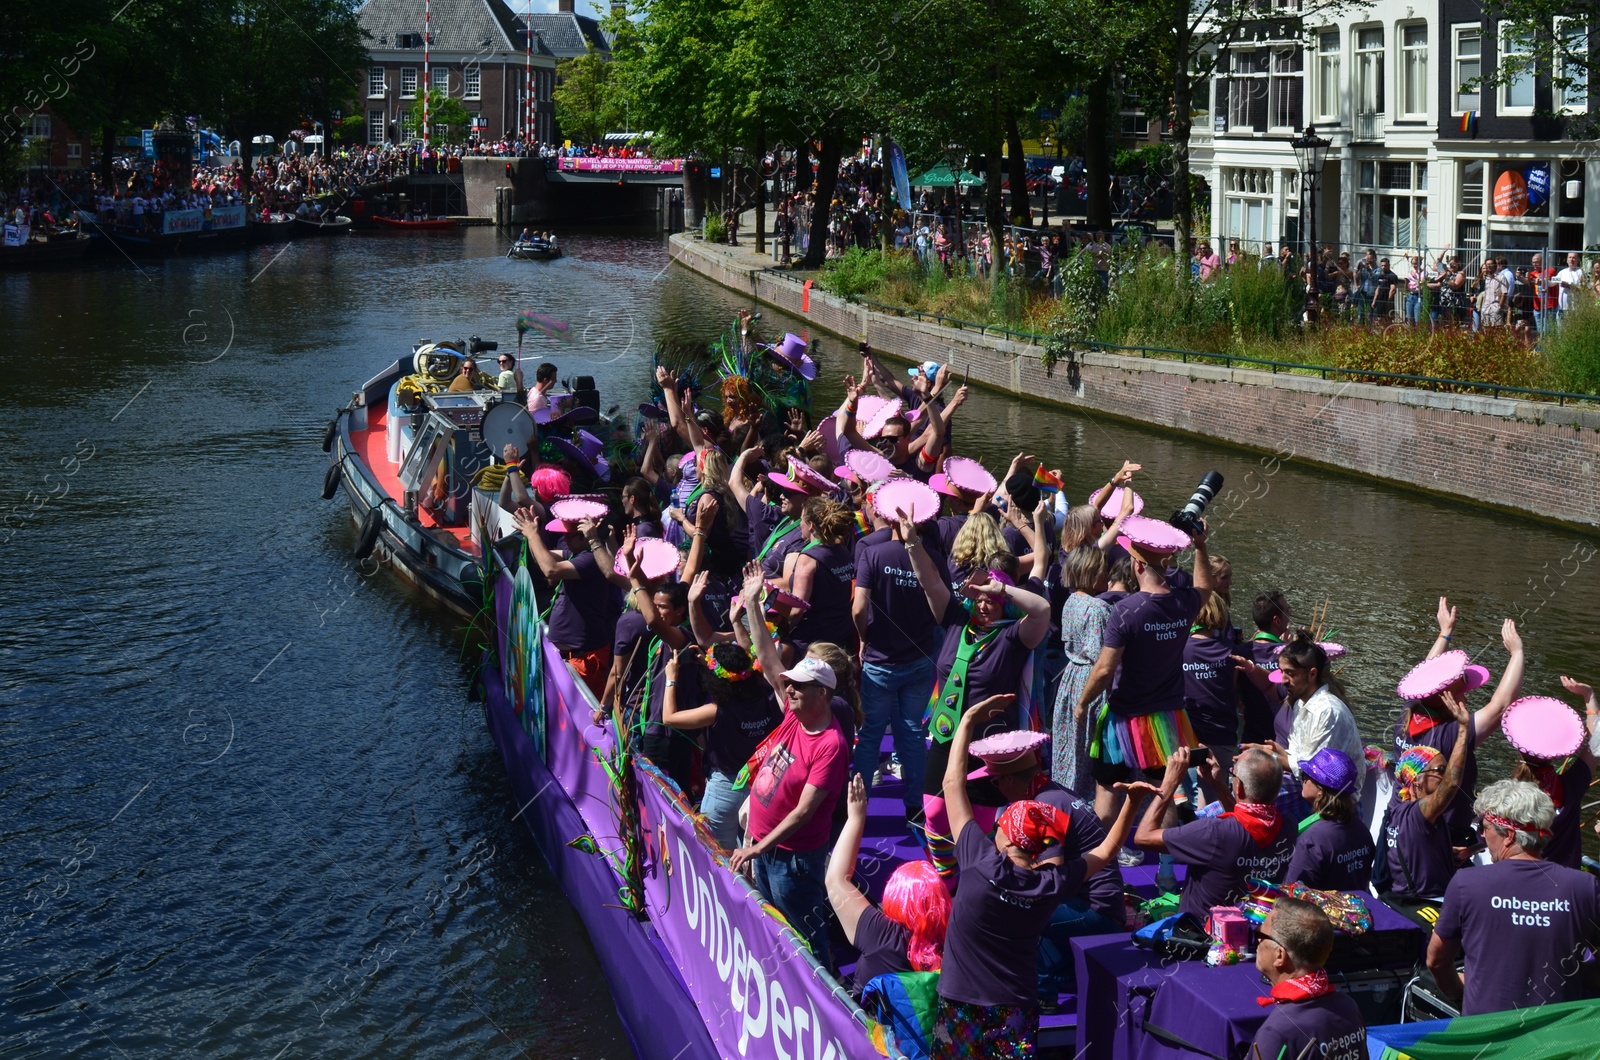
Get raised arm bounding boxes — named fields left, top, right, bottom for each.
left=1561, top=676, right=1600, bottom=766
left=1089, top=461, right=1141, bottom=514
left=681, top=494, right=719, bottom=585
left=826, top=774, right=872, bottom=942
left=629, top=555, right=688, bottom=653
left=837, top=375, right=872, bottom=452
left=661, top=648, right=719, bottom=729
left=1472, top=619, right=1524, bottom=741
left=897, top=510, right=951, bottom=622
left=1189, top=519, right=1214, bottom=607
left=965, top=571, right=1051, bottom=651
left=1085, top=783, right=1157, bottom=877
left=1425, top=597, right=1458, bottom=661
left=1135, top=746, right=1191, bottom=852
left=727, top=445, right=761, bottom=510
left=1420, top=690, right=1473, bottom=824
left=514, top=507, right=578, bottom=580
left=740, top=561, right=786, bottom=698
left=944, top=695, right=1013, bottom=841
left=1097, top=476, right=1137, bottom=550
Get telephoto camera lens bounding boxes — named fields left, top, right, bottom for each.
left=1170, top=471, right=1224, bottom=534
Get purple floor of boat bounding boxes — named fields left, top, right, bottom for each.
left=841, top=737, right=1191, bottom=1039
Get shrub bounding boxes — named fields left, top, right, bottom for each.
left=1320, top=325, right=1546, bottom=390
left=702, top=213, right=725, bottom=245
left=820, top=246, right=900, bottom=300
left=1541, top=294, right=1600, bottom=393
left=1225, top=260, right=1301, bottom=343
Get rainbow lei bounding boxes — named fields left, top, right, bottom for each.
left=706, top=650, right=761, bottom=682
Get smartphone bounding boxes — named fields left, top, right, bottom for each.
left=1189, top=747, right=1213, bottom=766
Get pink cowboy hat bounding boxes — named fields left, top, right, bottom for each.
left=844, top=448, right=894, bottom=485
left=612, top=536, right=680, bottom=581
left=1100, top=487, right=1144, bottom=520
left=1501, top=696, right=1584, bottom=760
left=762, top=581, right=810, bottom=610
left=942, top=455, right=997, bottom=495
left=871, top=478, right=940, bottom=524
left=1120, top=514, right=1191, bottom=556
left=857, top=395, right=903, bottom=439
left=967, top=730, right=1050, bottom=779
left=787, top=459, right=836, bottom=494
left=1396, top=650, right=1492, bottom=701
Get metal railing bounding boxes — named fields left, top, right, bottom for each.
left=749, top=265, right=1599, bottom=406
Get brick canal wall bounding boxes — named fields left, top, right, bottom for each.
left=669, top=235, right=1600, bottom=530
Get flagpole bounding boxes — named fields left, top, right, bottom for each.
left=422, top=0, right=431, bottom=149
left=525, top=1, right=534, bottom=143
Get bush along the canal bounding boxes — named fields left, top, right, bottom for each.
left=1541, top=296, right=1600, bottom=394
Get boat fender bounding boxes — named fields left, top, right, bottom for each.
left=354, top=507, right=382, bottom=560
left=322, top=463, right=342, bottom=500
left=321, top=416, right=338, bottom=453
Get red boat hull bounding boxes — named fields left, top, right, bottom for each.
left=371, top=216, right=459, bottom=231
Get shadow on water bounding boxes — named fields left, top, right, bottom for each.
left=1, top=226, right=1597, bottom=1056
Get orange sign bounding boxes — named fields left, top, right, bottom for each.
left=1494, top=171, right=1529, bottom=217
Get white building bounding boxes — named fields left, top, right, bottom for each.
left=1191, top=0, right=1597, bottom=270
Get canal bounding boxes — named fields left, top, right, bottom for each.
left=2, top=227, right=1596, bottom=1057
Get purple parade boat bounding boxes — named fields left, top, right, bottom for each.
left=479, top=557, right=881, bottom=1060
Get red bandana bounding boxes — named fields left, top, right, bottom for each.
left=1406, top=699, right=1451, bottom=738
left=997, top=800, right=1068, bottom=857
left=1532, top=763, right=1565, bottom=809
left=1258, top=970, right=1334, bottom=1006
left=1222, top=801, right=1284, bottom=848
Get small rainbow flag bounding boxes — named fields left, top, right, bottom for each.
left=853, top=511, right=871, bottom=537
left=1033, top=466, right=1064, bottom=493
left=1461, top=110, right=1478, bottom=136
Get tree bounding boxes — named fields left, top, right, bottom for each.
left=1475, top=1, right=1595, bottom=135
left=410, top=89, right=472, bottom=142
left=552, top=44, right=620, bottom=147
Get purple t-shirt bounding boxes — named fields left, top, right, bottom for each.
left=939, top=819, right=1082, bottom=1006
left=855, top=529, right=940, bottom=665
left=1392, top=714, right=1477, bottom=839
left=789, top=540, right=857, bottom=649
left=1182, top=633, right=1239, bottom=746
left=1384, top=799, right=1456, bottom=900
left=1541, top=760, right=1591, bottom=871
left=1163, top=814, right=1293, bottom=919
left=702, top=683, right=780, bottom=776
left=745, top=495, right=783, bottom=560
left=1286, top=816, right=1374, bottom=892
left=545, top=550, right=617, bottom=652
left=1253, top=992, right=1366, bottom=1060
left=1237, top=635, right=1285, bottom=745
left=934, top=601, right=1034, bottom=730
left=1033, top=782, right=1126, bottom=925
left=1433, top=857, right=1600, bottom=1016
left=612, top=610, right=650, bottom=702
left=851, top=905, right=912, bottom=995
left=1102, top=587, right=1202, bottom=717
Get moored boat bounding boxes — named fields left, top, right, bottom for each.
left=0, top=231, right=92, bottom=269
left=372, top=215, right=459, bottom=231
left=248, top=213, right=297, bottom=243
left=294, top=213, right=352, bottom=237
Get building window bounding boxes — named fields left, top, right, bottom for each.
left=1399, top=24, right=1427, bottom=118
left=1500, top=26, right=1534, bottom=112
left=1460, top=160, right=1485, bottom=214
left=368, top=109, right=385, bottom=145
left=67, top=142, right=82, bottom=159
left=1355, top=27, right=1384, bottom=115
left=1222, top=167, right=1276, bottom=249
left=1227, top=49, right=1269, bottom=132
left=463, top=66, right=481, bottom=100
left=400, top=67, right=417, bottom=98
left=1453, top=27, right=1480, bottom=113
left=29, top=115, right=51, bottom=138
left=1557, top=21, right=1588, bottom=113
left=1357, top=160, right=1428, bottom=248
left=431, top=67, right=450, bottom=94
left=1270, top=46, right=1303, bottom=129
left=368, top=66, right=386, bottom=98
left=1315, top=30, right=1340, bottom=121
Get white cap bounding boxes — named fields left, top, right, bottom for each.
left=779, top=656, right=837, bottom=689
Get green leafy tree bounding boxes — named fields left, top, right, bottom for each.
left=1475, top=2, right=1594, bottom=134
left=408, top=88, right=472, bottom=141
left=552, top=44, right=620, bottom=146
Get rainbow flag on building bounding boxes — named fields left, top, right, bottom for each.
left=1460, top=111, right=1478, bottom=136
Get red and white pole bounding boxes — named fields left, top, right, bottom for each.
left=422, top=0, right=431, bottom=148
left=525, top=2, right=534, bottom=143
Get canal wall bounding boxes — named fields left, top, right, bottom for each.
left=668, top=234, right=1600, bottom=530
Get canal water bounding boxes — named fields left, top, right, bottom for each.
left=2, top=228, right=1597, bottom=1057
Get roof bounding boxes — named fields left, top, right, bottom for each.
left=358, top=0, right=555, bottom=57
left=522, top=12, right=610, bottom=59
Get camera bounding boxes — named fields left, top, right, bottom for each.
left=1170, top=471, right=1223, bottom=535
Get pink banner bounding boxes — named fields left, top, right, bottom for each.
left=559, top=157, right=684, bottom=174
left=495, top=568, right=876, bottom=1058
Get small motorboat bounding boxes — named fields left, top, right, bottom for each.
left=248, top=213, right=297, bottom=243
left=508, top=238, right=562, bottom=260
left=372, top=215, right=459, bottom=231
left=294, top=213, right=352, bottom=237
left=0, top=229, right=92, bottom=269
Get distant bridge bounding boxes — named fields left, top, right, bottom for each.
left=400, top=157, right=687, bottom=228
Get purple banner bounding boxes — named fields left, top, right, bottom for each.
left=493, top=568, right=876, bottom=1059
left=559, top=157, right=684, bottom=174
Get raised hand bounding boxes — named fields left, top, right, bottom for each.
left=741, top=560, right=766, bottom=602
left=1560, top=675, right=1595, bottom=703
left=1440, top=687, right=1471, bottom=725
left=1112, top=461, right=1142, bottom=486
left=1501, top=617, right=1523, bottom=655
left=695, top=494, right=720, bottom=530
left=688, top=570, right=710, bottom=602
left=846, top=772, right=868, bottom=821
left=1437, top=596, right=1458, bottom=638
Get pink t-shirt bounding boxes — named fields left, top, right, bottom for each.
left=746, top=710, right=848, bottom=852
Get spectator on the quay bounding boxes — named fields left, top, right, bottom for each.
left=1251, top=898, right=1367, bottom=1060
left=1427, top=779, right=1600, bottom=1016
left=1371, top=257, right=1399, bottom=322
left=1555, top=251, right=1585, bottom=317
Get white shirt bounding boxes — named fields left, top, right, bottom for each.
left=1286, top=685, right=1362, bottom=778
left=1556, top=266, right=1584, bottom=310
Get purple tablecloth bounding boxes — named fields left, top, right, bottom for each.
left=1073, top=935, right=1268, bottom=1060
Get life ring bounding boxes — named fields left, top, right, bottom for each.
left=321, top=417, right=338, bottom=453
left=354, top=507, right=383, bottom=560
left=321, top=463, right=342, bottom=500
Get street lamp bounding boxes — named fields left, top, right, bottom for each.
left=1290, top=124, right=1331, bottom=322
left=1041, top=136, right=1053, bottom=227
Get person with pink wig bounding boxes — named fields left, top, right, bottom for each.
left=827, top=773, right=952, bottom=997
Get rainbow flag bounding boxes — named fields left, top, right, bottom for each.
left=1460, top=111, right=1478, bottom=136
left=1033, top=466, right=1064, bottom=493
left=1367, top=998, right=1600, bottom=1059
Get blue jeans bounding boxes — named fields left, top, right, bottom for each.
left=1405, top=292, right=1422, bottom=324
left=1038, top=898, right=1121, bottom=997
left=752, top=845, right=832, bottom=970
left=700, top=770, right=745, bottom=852
left=853, top=657, right=934, bottom=816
